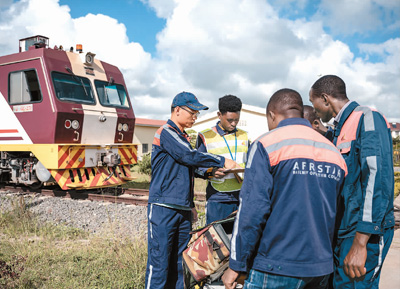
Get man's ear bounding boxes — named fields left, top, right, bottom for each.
left=268, top=110, right=275, bottom=121
left=321, top=93, right=331, bottom=106
left=313, top=119, right=320, bottom=129
left=217, top=111, right=222, bottom=119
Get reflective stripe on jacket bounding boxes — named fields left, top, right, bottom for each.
left=198, top=126, right=248, bottom=192
left=333, top=102, right=395, bottom=237
left=230, top=118, right=347, bottom=277
left=149, top=119, right=225, bottom=208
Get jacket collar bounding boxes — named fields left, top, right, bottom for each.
left=334, top=100, right=354, bottom=124
left=216, top=121, right=237, bottom=136
left=277, top=117, right=312, bottom=129
left=334, top=101, right=360, bottom=135
left=167, top=119, right=188, bottom=136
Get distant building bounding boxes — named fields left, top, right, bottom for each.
left=132, top=117, right=400, bottom=162
left=390, top=122, right=400, bottom=139
left=192, top=104, right=269, bottom=142
left=133, top=118, right=166, bottom=160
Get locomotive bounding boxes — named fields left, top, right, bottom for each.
left=0, top=35, right=137, bottom=190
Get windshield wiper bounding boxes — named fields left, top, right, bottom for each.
left=65, top=66, right=88, bottom=96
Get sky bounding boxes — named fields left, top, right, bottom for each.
left=0, top=0, right=399, bottom=122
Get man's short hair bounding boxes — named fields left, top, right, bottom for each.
left=311, top=75, right=347, bottom=100
left=219, top=95, right=242, bottom=114
left=267, top=88, right=303, bottom=116
left=303, top=105, right=319, bottom=123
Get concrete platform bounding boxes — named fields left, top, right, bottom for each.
left=380, top=194, right=400, bottom=289
left=380, top=228, right=400, bottom=289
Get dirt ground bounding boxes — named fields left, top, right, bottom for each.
left=380, top=195, right=400, bottom=289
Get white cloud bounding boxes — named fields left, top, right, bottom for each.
left=0, top=0, right=399, bottom=123
left=0, top=0, right=154, bottom=115
left=142, top=0, right=176, bottom=19
left=0, top=0, right=13, bottom=8
left=314, top=0, right=400, bottom=36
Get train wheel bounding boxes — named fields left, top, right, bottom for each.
left=29, top=181, right=43, bottom=190
left=97, top=186, right=123, bottom=196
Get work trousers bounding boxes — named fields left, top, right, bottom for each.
left=205, top=201, right=238, bottom=224
left=145, top=204, right=192, bottom=289
left=243, top=269, right=330, bottom=289
left=333, top=228, right=394, bottom=289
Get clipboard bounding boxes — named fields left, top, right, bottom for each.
left=223, top=168, right=244, bottom=184
left=222, top=168, right=245, bottom=174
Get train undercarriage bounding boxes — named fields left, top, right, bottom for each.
left=0, top=144, right=137, bottom=191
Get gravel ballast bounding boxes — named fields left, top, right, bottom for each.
left=0, top=191, right=148, bottom=238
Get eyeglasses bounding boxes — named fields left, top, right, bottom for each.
left=180, top=106, right=200, bottom=117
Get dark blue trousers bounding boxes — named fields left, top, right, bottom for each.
left=206, top=201, right=238, bottom=224
left=333, top=228, right=394, bottom=289
left=145, top=204, right=192, bottom=289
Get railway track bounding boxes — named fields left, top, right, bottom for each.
left=1, top=184, right=396, bottom=228
left=0, top=185, right=206, bottom=207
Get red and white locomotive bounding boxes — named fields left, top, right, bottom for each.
left=0, top=35, right=137, bottom=190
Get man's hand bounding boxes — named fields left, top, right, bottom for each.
left=222, top=268, right=239, bottom=289
left=343, top=232, right=371, bottom=279
left=191, top=207, right=198, bottom=223
left=213, top=168, right=226, bottom=179
left=224, top=158, right=240, bottom=170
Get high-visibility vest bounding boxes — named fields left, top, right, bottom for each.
left=199, top=126, right=249, bottom=192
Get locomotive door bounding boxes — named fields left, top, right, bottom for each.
left=6, top=59, right=56, bottom=144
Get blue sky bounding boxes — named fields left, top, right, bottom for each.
left=0, top=0, right=399, bottom=122
left=58, top=0, right=400, bottom=62
left=58, top=0, right=165, bottom=55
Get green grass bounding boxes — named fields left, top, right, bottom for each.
left=123, top=165, right=151, bottom=190
left=3, top=167, right=395, bottom=288
left=0, top=196, right=147, bottom=289
left=0, top=166, right=209, bottom=288
left=395, top=172, right=400, bottom=199
left=123, top=165, right=208, bottom=193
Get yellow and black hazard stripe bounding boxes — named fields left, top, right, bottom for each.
left=58, top=146, right=85, bottom=169
left=50, top=165, right=134, bottom=190
left=118, top=145, right=137, bottom=165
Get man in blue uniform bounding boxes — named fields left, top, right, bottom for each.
left=196, top=95, right=249, bottom=224
left=145, top=91, right=238, bottom=289
left=304, top=105, right=329, bottom=135
left=222, top=88, right=347, bottom=289
left=309, top=75, right=395, bottom=289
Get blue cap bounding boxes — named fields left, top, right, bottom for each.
left=172, top=92, right=209, bottom=111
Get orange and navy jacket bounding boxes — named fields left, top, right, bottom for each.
left=333, top=101, right=395, bottom=238
left=148, top=119, right=225, bottom=208
left=230, top=118, right=347, bottom=277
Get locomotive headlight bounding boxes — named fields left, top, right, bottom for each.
left=65, top=119, right=72, bottom=129
left=122, top=123, right=129, bottom=132
left=117, top=123, right=123, bottom=131
left=71, top=120, right=80, bottom=130
left=85, top=52, right=96, bottom=66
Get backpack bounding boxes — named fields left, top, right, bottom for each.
left=183, top=212, right=236, bottom=289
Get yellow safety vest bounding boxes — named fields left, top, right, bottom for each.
left=199, top=126, right=249, bottom=192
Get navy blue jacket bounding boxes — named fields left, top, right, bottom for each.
left=148, top=119, right=225, bottom=208
left=333, top=102, right=395, bottom=237
left=230, top=118, right=347, bottom=277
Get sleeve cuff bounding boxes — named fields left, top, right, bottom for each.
left=229, top=258, right=247, bottom=273
left=356, top=221, right=382, bottom=234
left=218, top=156, right=225, bottom=168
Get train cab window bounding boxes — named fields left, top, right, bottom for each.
left=9, top=69, right=42, bottom=104
left=94, top=80, right=130, bottom=109
left=52, top=72, right=95, bottom=104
